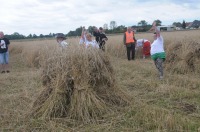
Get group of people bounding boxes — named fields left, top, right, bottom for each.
left=78, top=26, right=108, bottom=50
left=123, top=26, right=151, bottom=60
left=1, top=21, right=165, bottom=79
left=123, top=21, right=166, bottom=79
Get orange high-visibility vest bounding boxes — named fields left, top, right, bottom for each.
left=125, top=31, right=135, bottom=44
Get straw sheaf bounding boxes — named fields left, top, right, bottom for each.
left=31, top=46, right=130, bottom=123
left=165, top=40, right=200, bottom=75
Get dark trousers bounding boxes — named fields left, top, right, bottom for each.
left=99, top=41, right=106, bottom=51
left=126, top=43, right=135, bottom=60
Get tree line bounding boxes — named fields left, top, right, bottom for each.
left=5, top=19, right=191, bottom=40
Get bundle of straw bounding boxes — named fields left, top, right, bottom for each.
left=165, top=40, right=200, bottom=74
left=31, top=46, right=130, bottom=123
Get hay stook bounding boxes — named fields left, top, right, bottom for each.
left=31, top=47, right=130, bottom=123
left=165, top=40, right=200, bottom=74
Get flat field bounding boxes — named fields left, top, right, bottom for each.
left=0, top=30, right=200, bottom=131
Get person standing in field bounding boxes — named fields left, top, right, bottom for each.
left=149, top=21, right=166, bottom=79
left=85, top=33, right=99, bottom=48
left=93, top=27, right=100, bottom=44
left=123, top=26, right=136, bottom=60
left=79, top=26, right=88, bottom=45
left=98, top=27, right=108, bottom=51
left=136, top=39, right=151, bottom=59
left=55, top=33, right=68, bottom=48
left=0, top=31, right=10, bottom=73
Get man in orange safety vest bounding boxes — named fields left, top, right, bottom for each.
left=123, top=27, right=137, bottom=60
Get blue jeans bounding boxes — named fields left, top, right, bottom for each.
left=0, top=52, right=9, bottom=64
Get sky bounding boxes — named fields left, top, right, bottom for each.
left=0, top=0, right=199, bottom=36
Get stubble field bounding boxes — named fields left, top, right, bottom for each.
left=0, top=30, right=200, bottom=131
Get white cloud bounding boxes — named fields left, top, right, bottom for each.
left=0, top=0, right=199, bottom=36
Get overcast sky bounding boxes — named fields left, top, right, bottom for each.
left=0, top=0, right=199, bottom=36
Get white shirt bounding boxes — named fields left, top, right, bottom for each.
left=58, top=40, right=68, bottom=48
left=1, top=40, right=6, bottom=49
left=150, top=35, right=164, bottom=55
left=79, top=35, right=87, bottom=44
left=136, top=39, right=148, bottom=47
left=85, top=40, right=99, bottom=48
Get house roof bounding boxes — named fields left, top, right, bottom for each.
left=191, top=20, right=200, bottom=27
left=186, top=22, right=193, bottom=27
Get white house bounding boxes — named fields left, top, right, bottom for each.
left=157, top=26, right=174, bottom=31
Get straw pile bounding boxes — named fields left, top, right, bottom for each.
left=31, top=46, right=130, bottom=123
left=165, top=40, right=200, bottom=74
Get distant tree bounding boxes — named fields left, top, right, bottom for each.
left=49, top=33, right=53, bottom=37
left=103, top=23, right=108, bottom=30
left=39, top=34, right=44, bottom=38
left=33, top=34, right=37, bottom=38
left=75, top=27, right=82, bottom=36
left=110, top=21, right=117, bottom=30
left=88, top=26, right=94, bottom=33
left=67, top=31, right=76, bottom=36
left=5, top=32, right=26, bottom=40
left=138, top=20, right=147, bottom=26
left=172, top=22, right=182, bottom=27
left=27, top=34, right=32, bottom=38
left=154, top=19, right=162, bottom=26
left=182, top=20, right=186, bottom=29
left=114, top=25, right=126, bottom=33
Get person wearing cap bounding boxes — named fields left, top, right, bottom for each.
left=56, top=33, right=68, bottom=48
left=123, top=26, right=137, bottom=60
left=98, top=27, right=108, bottom=51
left=0, top=31, right=10, bottom=73
left=149, top=21, right=166, bottom=79
left=136, top=39, right=151, bottom=59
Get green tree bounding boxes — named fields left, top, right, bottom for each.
left=110, top=21, right=117, bottom=30
left=154, top=19, right=162, bottom=26
left=39, top=34, right=44, bottom=38
left=27, top=34, right=32, bottom=38
left=172, top=22, right=182, bottom=27
left=138, top=20, right=148, bottom=26
left=33, top=34, right=37, bottom=38
left=103, top=23, right=108, bottom=30
left=88, top=26, right=94, bottom=33
left=75, top=27, right=82, bottom=36
left=182, top=20, right=186, bottom=29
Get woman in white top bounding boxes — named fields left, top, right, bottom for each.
left=79, top=26, right=87, bottom=45
left=79, top=27, right=98, bottom=49
left=85, top=33, right=99, bottom=48
left=149, top=21, right=166, bottom=79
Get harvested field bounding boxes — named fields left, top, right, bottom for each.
left=0, top=30, right=200, bottom=131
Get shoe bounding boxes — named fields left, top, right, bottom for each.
left=1, top=71, right=5, bottom=73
